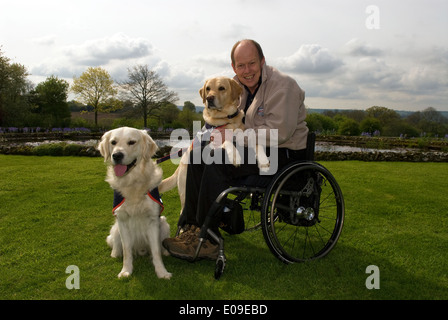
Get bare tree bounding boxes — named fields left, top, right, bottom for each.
left=120, top=65, right=178, bottom=128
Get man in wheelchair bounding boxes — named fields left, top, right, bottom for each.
left=162, top=39, right=309, bottom=261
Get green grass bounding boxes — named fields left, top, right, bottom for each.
left=0, top=155, right=447, bottom=300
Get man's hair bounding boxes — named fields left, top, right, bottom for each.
left=231, top=39, right=265, bottom=66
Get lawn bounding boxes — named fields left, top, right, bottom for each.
left=0, top=155, right=447, bottom=301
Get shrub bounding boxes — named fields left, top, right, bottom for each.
left=338, top=118, right=360, bottom=136
left=33, top=143, right=64, bottom=156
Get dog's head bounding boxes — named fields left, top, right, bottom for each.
left=199, top=77, right=242, bottom=110
left=97, top=127, right=158, bottom=177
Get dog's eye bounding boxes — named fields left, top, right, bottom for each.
left=218, top=86, right=225, bottom=91
left=128, top=140, right=136, bottom=146
left=111, top=140, right=117, bottom=145
left=206, top=86, right=210, bottom=91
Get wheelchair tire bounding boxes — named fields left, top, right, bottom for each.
left=261, top=161, right=344, bottom=264
left=214, top=256, right=226, bottom=280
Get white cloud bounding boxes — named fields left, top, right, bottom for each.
left=276, top=44, right=343, bottom=74
left=31, top=33, right=155, bottom=79
left=345, top=38, right=383, bottom=57
left=31, top=35, right=57, bottom=46
left=63, top=33, right=153, bottom=66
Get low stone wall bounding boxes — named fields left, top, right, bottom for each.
left=315, top=151, right=448, bottom=162
left=1, top=143, right=447, bottom=162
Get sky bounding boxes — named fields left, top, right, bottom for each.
left=1, top=0, right=447, bottom=111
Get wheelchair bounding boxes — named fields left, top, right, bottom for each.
left=177, top=133, right=345, bottom=279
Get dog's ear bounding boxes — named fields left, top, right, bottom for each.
left=97, top=131, right=111, bottom=161
left=229, top=79, right=243, bottom=101
left=141, top=130, right=158, bottom=161
left=199, top=81, right=207, bottom=103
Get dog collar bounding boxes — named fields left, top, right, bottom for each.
left=227, top=110, right=240, bottom=119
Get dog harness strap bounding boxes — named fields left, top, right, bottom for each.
left=148, top=188, right=164, bottom=214
left=112, top=188, right=164, bottom=216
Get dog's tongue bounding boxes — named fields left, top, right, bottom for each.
left=114, top=164, right=128, bottom=177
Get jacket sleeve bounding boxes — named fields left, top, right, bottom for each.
left=256, top=82, right=305, bottom=147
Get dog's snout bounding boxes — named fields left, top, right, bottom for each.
left=206, top=95, right=215, bottom=107
left=113, top=152, right=124, bottom=163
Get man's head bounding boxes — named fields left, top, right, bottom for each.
left=231, top=39, right=265, bottom=94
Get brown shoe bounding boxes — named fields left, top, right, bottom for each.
left=167, top=225, right=197, bottom=243
left=196, top=238, right=219, bottom=260
left=162, top=226, right=218, bottom=261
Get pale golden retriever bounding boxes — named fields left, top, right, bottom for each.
left=98, top=127, right=172, bottom=279
left=159, top=76, right=269, bottom=215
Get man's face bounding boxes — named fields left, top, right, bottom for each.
left=232, top=42, right=265, bottom=94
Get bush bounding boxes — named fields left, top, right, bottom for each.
left=33, top=143, right=64, bottom=156
left=63, top=144, right=84, bottom=156
left=360, top=117, right=382, bottom=135
left=338, top=118, right=360, bottom=136
left=32, top=143, right=85, bottom=156
left=306, top=113, right=338, bottom=134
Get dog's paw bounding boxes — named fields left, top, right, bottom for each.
left=258, top=161, right=270, bottom=173
left=157, top=271, right=172, bottom=280
left=118, top=270, right=131, bottom=278
left=111, top=250, right=122, bottom=258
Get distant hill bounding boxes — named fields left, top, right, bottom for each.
left=306, top=108, right=448, bottom=119
left=179, top=106, right=448, bottom=119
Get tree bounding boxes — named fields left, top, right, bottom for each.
left=120, top=65, right=178, bottom=128
left=158, top=101, right=180, bottom=126
left=366, top=106, right=400, bottom=126
left=360, top=117, right=382, bottom=135
left=31, top=76, right=70, bottom=127
left=71, top=67, right=121, bottom=126
left=338, top=118, right=360, bottom=136
left=183, top=101, right=196, bottom=112
left=306, top=113, right=338, bottom=134
left=0, top=48, right=31, bottom=126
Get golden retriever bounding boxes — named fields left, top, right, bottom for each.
left=159, top=76, right=269, bottom=215
left=98, top=127, right=172, bottom=279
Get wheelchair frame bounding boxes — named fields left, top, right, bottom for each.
left=181, top=133, right=345, bottom=279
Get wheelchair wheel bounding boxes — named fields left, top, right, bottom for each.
left=261, top=162, right=344, bottom=264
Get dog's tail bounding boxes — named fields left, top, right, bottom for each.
left=158, top=166, right=179, bottom=193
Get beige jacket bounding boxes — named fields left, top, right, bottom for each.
left=234, top=65, right=309, bottom=150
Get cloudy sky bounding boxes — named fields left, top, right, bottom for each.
left=1, top=0, right=447, bottom=111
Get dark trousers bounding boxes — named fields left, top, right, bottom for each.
left=181, top=145, right=307, bottom=233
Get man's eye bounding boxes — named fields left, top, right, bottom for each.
left=128, top=140, right=136, bottom=146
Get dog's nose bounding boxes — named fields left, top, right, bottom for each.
left=113, top=152, right=124, bottom=163
left=206, top=95, right=215, bottom=107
